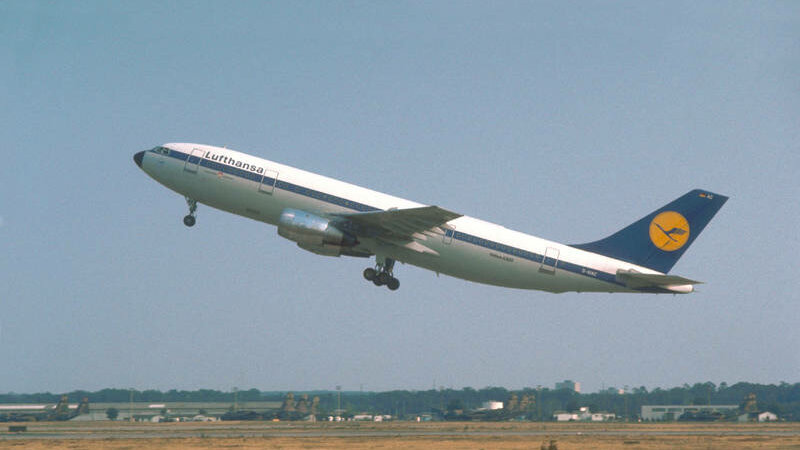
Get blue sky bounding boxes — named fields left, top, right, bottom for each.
left=1, top=1, right=798, bottom=394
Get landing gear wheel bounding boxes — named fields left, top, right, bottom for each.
left=364, top=258, right=399, bottom=290
left=183, top=197, right=198, bottom=227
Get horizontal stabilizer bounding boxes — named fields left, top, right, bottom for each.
left=616, top=269, right=701, bottom=290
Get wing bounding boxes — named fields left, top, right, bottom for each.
left=334, top=206, right=462, bottom=255
left=616, top=269, right=702, bottom=290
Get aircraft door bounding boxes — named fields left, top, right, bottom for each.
left=258, top=169, right=279, bottom=194
left=442, top=225, right=455, bottom=244
left=539, top=247, right=560, bottom=274
left=184, top=148, right=204, bottom=173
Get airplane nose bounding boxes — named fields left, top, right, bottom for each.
left=133, top=151, right=144, bottom=168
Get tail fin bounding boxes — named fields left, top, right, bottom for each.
left=572, top=189, right=728, bottom=273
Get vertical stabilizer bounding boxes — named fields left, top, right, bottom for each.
left=572, top=189, right=728, bottom=273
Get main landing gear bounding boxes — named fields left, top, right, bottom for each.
left=183, top=197, right=197, bottom=227
left=363, top=257, right=400, bottom=291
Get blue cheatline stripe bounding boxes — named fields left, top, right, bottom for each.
left=159, top=148, right=630, bottom=290
left=450, top=230, right=621, bottom=287
left=274, top=180, right=379, bottom=212
left=161, top=147, right=381, bottom=213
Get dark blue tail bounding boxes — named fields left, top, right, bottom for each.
left=572, top=189, right=728, bottom=273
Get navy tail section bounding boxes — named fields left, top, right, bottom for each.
left=572, top=189, right=728, bottom=273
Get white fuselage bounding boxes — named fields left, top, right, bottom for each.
left=138, top=143, right=679, bottom=293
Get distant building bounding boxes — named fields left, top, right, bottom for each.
left=602, top=387, right=625, bottom=395
left=0, top=401, right=281, bottom=422
left=553, top=407, right=614, bottom=422
left=738, top=411, right=778, bottom=422
left=555, top=380, right=580, bottom=393
left=641, top=405, right=738, bottom=421
left=553, top=411, right=577, bottom=421
left=481, top=401, right=504, bottom=410
left=588, top=412, right=616, bottom=422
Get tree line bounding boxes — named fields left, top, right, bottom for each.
left=2, top=382, right=799, bottom=420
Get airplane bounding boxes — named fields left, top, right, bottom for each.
left=133, top=144, right=727, bottom=293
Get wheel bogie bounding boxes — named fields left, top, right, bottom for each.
left=364, top=265, right=400, bottom=290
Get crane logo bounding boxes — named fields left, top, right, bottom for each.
left=649, top=211, right=690, bottom=251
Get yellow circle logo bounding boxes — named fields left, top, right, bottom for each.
left=649, top=211, right=690, bottom=251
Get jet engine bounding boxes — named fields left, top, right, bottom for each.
left=277, top=209, right=358, bottom=256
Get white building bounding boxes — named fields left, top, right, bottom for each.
left=553, top=407, right=614, bottom=422
left=738, top=411, right=778, bottom=422
left=758, top=411, right=778, bottom=422
left=481, top=401, right=504, bottom=410
left=553, top=411, right=578, bottom=421
left=589, top=412, right=616, bottom=422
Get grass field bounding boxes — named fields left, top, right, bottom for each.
left=2, top=421, right=800, bottom=449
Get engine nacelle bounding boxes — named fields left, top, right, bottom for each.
left=297, top=242, right=347, bottom=257
left=277, top=209, right=357, bottom=251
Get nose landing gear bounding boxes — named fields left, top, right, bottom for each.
left=183, top=197, right=197, bottom=227
left=363, top=257, right=400, bottom=291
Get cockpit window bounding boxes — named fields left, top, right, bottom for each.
left=151, top=146, right=170, bottom=155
